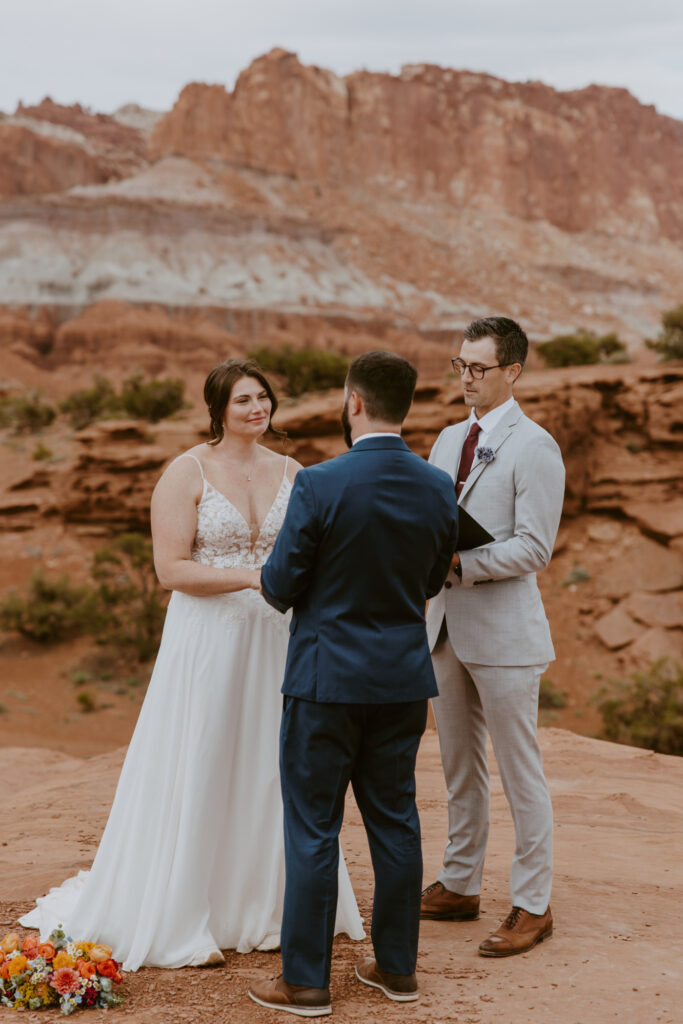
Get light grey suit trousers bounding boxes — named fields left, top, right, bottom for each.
left=426, top=401, right=565, bottom=914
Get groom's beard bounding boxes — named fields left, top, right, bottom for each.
left=341, top=401, right=353, bottom=449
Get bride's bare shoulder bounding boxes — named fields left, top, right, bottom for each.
left=153, top=447, right=205, bottom=501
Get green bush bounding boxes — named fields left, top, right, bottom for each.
left=32, top=442, right=53, bottom=461
left=0, top=571, right=97, bottom=642
left=59, top=375, right=119, bottom=429
left=0, top=392, right=56, bottom=433
left=249, top=346, right=349, bottom=396
left=77, top=691, right=97, bottom=713
left=90, top=532, right=167, bottom=662
left=119, top=373, right=185, bottom=422
left=597, top=659, right=683, bottom=756
left=536, top=331, right=627, bottom=368
left=646, top=304, right=683, bottom=361
left=562, top=565, right=591, bottom=586
left=539, top=678, right=568, bottom=709
left=59, top=373, right=186, bottom=428
left=0, top=533, right=167, bottom=661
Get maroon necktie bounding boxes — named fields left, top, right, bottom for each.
left=456, top=422, right=482, bottom=497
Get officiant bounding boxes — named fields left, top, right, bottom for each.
left=421, top=317, right=566, bottom=959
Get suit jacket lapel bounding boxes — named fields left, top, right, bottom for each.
left=458, top=402, right=523, bottom=502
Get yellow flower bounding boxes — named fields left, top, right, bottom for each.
left=78, top=941, right=94, bottom=956
left=7, top=954, right=29, bottom=976
left=52, top=951, right=75, bottom=970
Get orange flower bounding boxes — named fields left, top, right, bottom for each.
left=7, top=954, right=29, bottom=976
left=0, top=933, right=19, bottom=954
left=77, top=958, right=97, bottom=980
left=53, top=950, right=75, bottom=970
left=97, top=958, right=120, bottom=979
left=22, top=936, right=41, bottom=959
left=50, top=967, right=80, bottom=995
left=88, top=943, right=113, bottom=963
left=0, top=951, right=4, bottom=966
left=38, top=941, right=56, bottom=961
left=0, top=962, right=10, bottom=980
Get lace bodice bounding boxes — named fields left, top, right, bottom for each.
left=177, top=453, right=292, bottom=570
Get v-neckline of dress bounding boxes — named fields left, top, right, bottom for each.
left=202, top=468, right=288, bottom=547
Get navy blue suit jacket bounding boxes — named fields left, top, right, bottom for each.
left=261, top=436, right=459, bottom=703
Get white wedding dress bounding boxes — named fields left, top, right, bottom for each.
left=21, top=454, right=365, bottom=970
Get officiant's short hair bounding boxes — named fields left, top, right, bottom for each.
left=464, top=317, right=528, bottom=367
left=347, top=351, right=417, bottom=423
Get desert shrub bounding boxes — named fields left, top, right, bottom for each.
left=59, top=375, right=119, bottom=429
left=119, top=373, right=185, bottom=422
left=0, top=571, right=97, bottom=642
left=90, top=532, right=167, bottom=662
left=597, top=659, right=683, bottom=756
left=646, top=304, right=683, bottom=361
left=249, top=346, right=349, bottom=396
left=77, top=691, right=97, bottom=712
left=539, top=678, right=568, bottom=709
left=0, top=392, right=56, bottom=433
left=536, top=331, right=627, bottom=368
left=562, top=565, right=591, bottom=586
left=59, top=373, right=185, bottom=428
left=0, top=533, right=167, bottom=660
left=32, top=442, right=53, bottom=461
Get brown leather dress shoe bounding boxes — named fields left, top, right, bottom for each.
left=478, top=905, right=553, bottom=957
left=248, top=975, right=331, bottom=1017
left=355, top=957, right=419, bottom=1002
left=420, top=881, right=480, bottom=920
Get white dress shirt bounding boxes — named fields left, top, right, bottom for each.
left=466, top=396, right=515, bottom=456
left=352, top=432, right=401, bottom=445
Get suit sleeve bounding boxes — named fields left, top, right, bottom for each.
left=426, top=477, right=459, bottom=599
left=458, top=435, right=565, bottom=587
left=260, top=470, right=320, bottom=613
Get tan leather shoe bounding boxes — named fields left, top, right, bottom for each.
left=478, top=906, right=553, bottom=957
left=355, top=958, right=419, bottom=1002
left=420, top=881, right=480, bottom=920
left=248, top=975, right=331, bottom=1017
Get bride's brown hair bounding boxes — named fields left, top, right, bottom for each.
left=204, top=359, right=286, bottom=445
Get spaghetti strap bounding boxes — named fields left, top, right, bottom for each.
left=175, top=452, right=206, bottom=480
left=283, top=455, right=289, bottom=479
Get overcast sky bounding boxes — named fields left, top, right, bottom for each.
left=2, top=0, right=682, bottom=121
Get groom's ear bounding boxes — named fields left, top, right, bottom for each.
left=349, top=391, right=363, bottom=416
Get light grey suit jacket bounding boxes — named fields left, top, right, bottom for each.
left=426, top=400, right=565, bottom=666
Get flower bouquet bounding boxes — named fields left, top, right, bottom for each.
left=0, top=927, right=124, bottom=1015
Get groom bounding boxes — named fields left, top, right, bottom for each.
left=250, top=351, right=459, bottom=1016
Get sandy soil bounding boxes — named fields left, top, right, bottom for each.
left=1, top=729, right=680, bottom=1024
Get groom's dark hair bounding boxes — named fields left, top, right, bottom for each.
left=346, top=350, right=418, bottom=423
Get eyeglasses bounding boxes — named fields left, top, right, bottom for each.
left=450, top=358, right=515, bottom=380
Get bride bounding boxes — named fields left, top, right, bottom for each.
left=20, top=358, right=365, bottom=970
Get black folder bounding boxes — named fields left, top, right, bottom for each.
left=457, top=506, right=495, bottom=550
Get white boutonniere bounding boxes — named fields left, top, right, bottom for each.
left=475, top=446, right=496, bottom=464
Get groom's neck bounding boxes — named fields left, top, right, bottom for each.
left=351, top=417, right=402, bottom=442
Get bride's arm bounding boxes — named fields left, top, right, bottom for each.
left=151, top=458, right=260, bottom=595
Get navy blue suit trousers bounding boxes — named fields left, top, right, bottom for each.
left=280, top=695, right=428, bottom=988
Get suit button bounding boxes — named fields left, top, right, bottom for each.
left=444, top=581, right=452, bottom=589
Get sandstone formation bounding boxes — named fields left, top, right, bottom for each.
left=0, top=123, right=112, bottom=198
left=1, top=52, right=682, bottom=341
left=150, top=50, right=683, bottom=242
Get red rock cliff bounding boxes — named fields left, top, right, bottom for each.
left=150, top=49, right=683, bottom=241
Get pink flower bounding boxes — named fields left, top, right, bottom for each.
left=50, top=967, right=81, bottom=995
